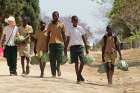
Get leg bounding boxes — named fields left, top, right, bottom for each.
left=106, top=62, right=112, bottom=84
left=70, top=46, right=80, bottom=83
left=79, top=61, right=85, bottom=81
left=6, top=56, right=13, bottom=75
left=49, top=44, right=57, bottom=77
left=79, top=46, right=85, bottom=81
left=5, top=46, right=13, bottom=75
left=110, top=64, right=114, bottom=84
left=39, top=60, right=43, bottom=77
left=56, top=44, right=63, bottom=77
left=21, top=56, right=25, bottom=74
left=56, top=54, right=62, bottom=76
left=25, top=57, right=30, bottom=74
left=50, top=57, right=56, bottom=77
left=75, top=62, right=80, bottom=83
left=56, top=60, right=61, bottom=76
left=10, top=46, right=17, bottom=75
left=40, top=62, right=46, bottom=78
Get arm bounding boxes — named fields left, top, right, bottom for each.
left=65, top=36, right=70, bottom=56
left=34, top=39, right=37, bottom=54
left=61, top=24, right=67, bottom=55
left=61, top=31, right=66, bottom=47
left=101, top=36, right=106, bottom=62
left=0, top=27, right=6, bottom=47
left=115, top=36, right=122, bottom=60
left=0, top=34, right=6, bottom=47
left=116, top=43, right=122, bottom=60
left=61, top=31, right=67, bottom=56
left=102, top=45, right=105, bottom=62
left=82, top=35, right=89, bottom=54
left=46, top=32, right=50, bottom=52
left=32, top=33, right=37, bottom=54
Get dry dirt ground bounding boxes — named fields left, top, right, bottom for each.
left=0, top=48, right=139, bottom=93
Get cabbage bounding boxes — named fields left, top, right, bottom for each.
left=83, top=55, right=95, bottom=65
left=117, top=60, right=128, bottom=71
left=15, top=35, right=25, bottom=44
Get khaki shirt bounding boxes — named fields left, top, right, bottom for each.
left=47, top=21, right=66, bottom=44
left=34, top=31, right=47, bottom=52
left=101, top=34, right=120, bottom=54
left=18, top=24, right=33, bottom=57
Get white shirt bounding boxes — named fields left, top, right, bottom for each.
left=2, top=26, right=18, bottom=46
left=66, top=25, right=86, bottom=46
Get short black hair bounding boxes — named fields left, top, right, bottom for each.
left=106, top=25, right=112, bottom=30
left=52, top=11, right=59, bottom=16
left=40, top=21, right=45, bottom=25
left=71, top=16, right=78, bottom=21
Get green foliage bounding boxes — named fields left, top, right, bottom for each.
left=110, top=0, right=140, bottom=40
left=0, top=0, right=40, bottom=32
left=109, top=0, right=125, bottom=17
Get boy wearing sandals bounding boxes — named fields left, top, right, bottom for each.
left=65, top=16, right=89, bottom=83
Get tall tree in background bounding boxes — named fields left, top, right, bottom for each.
left=23, top=0, right=40, bottom=32
left=0, top=0, right=40, bottom=34
left=110, top=0, right=140, bottom=38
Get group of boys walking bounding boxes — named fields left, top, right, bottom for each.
left=0, top=11, right=122, bottom=85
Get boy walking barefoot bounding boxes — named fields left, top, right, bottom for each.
left=65, top=16, right=89, bottom=83
left=102, top=25, right=122, bottom=85
left=33, top=21, right=47, bottom=78
left=19, top=17, right=33, bottom=75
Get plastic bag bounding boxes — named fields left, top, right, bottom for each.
left=30, top=56, right=40, bottom=65
left=41, top=52, right=49, bottom=62
left=0, top=48, right=3, bottom=57
left=97, top=63, right=107, bottom=73
left=84, top=55, right=95, bottom=65
left=60, top=55, right=68, bottom=65
left=117, top=60, right=128, bottom=71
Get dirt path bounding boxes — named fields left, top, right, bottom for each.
left=0, top=57, right=140, bottom=93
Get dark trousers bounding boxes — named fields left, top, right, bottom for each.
left=49, top=44, right=63, bottom=76
left=5, top=46, right=17, bottom=74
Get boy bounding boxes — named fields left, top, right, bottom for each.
left=102, top=25, right=122, bottom=85
left=33, top=21, right=47, bottom=78
left=65, top=16, right=89, bottom=83
left=46, top=11, right=66, bottom=77
left=19, top=17, right=33, bottom=75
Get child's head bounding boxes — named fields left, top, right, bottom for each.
left=7, top=16, right=16, bottom=26
left=71, top=16, right=78, bottom=27
left=40, top=21, right=46, bottom=31
left=52, top=11, right=59, bottom=22
left=106, top=25, right=113, bottom=36
left=22, top=17, right=28, bottom=27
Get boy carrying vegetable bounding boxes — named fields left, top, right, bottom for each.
left=65, top=16, right=89, bottom=84
left=102, top=25, right=122, bottom=85
left=33, top=21, right=47, bottom=78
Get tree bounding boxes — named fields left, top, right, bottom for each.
left=110, top=0, right=140, bottom=36
left=0, top=0, right=40, bottom=33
